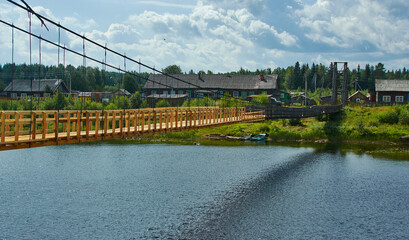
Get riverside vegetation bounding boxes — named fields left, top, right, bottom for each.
left=124, top=104, right=409, bottom=160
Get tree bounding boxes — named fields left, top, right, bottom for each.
left=44, top=84, right=52, bottom=94
left=163, top=65, right=182, bottom=74
left=130, top=92, right=142, bottom=109
left=123, top=74, right=137, bottom=94
left=155, top=99, right=171, bottom=108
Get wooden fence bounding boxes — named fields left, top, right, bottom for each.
left=0, top=107, right=264, bottom=151
left=247, top=105, right=342, bottom=119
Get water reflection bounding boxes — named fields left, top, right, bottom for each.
left=0, top=144, right=408, bottom=239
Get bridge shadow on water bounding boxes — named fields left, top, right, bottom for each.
left=177, top=150, right=325, bottom=239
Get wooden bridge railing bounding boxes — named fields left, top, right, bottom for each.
left=0, top=107, right=265, bottom=150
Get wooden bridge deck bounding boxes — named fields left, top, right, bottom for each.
left=0, top=107, right=264, bottom=151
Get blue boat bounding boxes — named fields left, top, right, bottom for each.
left=250, top=134, right=266, bottom=141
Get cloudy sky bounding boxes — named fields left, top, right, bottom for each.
left=1, top=0, right=409, bottom=73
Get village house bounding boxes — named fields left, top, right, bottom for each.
left=0, top=79, right=69, bottom=99
left=144, top=74, right=281, bottom=101
left=348, top=91, right=369, bottom=104
left=375, top=79, right=409, bottom=104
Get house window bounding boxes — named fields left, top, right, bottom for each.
left=20, top=93, right=27, bottom=97
left=262, top=91, right=268, bottom=95
left=241, top=91, right=247, bottom=99
left=171, top=90, right=176, bottom=95
left=249, top=91, right=255, bottom=96
left=396, top=96, right=404, bottom=103
left=11, top=93, right=17, bottom=99
left=186, top=90, right=191, bottom=98
left=151, top=90, right=157, bottom=95
left=163, top=90, right=168, bottom=95
left=382, top=95, right=391, bottom=103
left=356, top=98, right=361, bottom=103
left=233, top=91, right=239, bottom=97
left=218, top=90, right=223, bottom=98
left=178, top=90, right=184, bottom=95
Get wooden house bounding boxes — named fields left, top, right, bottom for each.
left=348, top=91, right=369, bottom=104
left=144, top=74, right=280, bottom=100
left=375, top=79, right=409, bottom=104
left=1, top=79, right=69, bottom=99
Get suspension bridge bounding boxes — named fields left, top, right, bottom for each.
left=0, top=1, right=342, bottom=151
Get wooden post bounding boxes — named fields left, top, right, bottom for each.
left=133, top=110, right=138, bottom=133
left=1, top=112, right=5, bottom=142
left=112, top=112, right=116, bottom=135
left=119, top=111, right=123, bottom=136
left=104, top=111, right=108, bottom=136
left=54, top=111, right=59, bottom=141
left=141, top=111, right=145, bottom=132
left=14, top=112, right=19, bottom=142
left=95, top=111, right=100, bottom=138
left=127, top=111, right=131, bottom=135
left=31, top=111, right=36, bottom=140
left=85, top=111, right=90, bottom=140
left=66, top=112, right=70, bottom=140
left=153, top=110, right=157, bottom=132
left=148, top=110, right=151, bottom=132
left=76, top=111, right=81, bottom=140
left=159, top=111, right=163, bottom=131
left=42, top=112, right=47, bottom=139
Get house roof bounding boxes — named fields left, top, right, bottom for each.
left=113, top=89, right=131, bottom=96
left=375, top=79, right=409, bottom=92
left=146, top=94, right=188, bottom=99
left=349, top=91, right=368, bottom=100
left=2, top=79, right=68, bottom=93
left=145, top=74, right=279, bottom=90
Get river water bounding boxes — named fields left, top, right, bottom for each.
left=0, top=143, right=408, bottom=239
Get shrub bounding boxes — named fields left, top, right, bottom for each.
left=288, top=118, right=303, bottom=126
left=378, top=110, right=399, bottom=124
left=399, top=109, right=409, bottom=125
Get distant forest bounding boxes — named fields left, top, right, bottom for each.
left=1, top=62, right=409, bottom=94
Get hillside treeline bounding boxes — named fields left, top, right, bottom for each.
left=1, top=62, right=409, bottom=94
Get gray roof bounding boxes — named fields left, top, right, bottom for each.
left=2, top=79, right=68, bottom=93
left=145, top=74, right=278, bottom=90
left=113, top=89, right=131, bottom=96
left=147, top=94, right=188, bottom=99
left=376, top=79, right=409, bottom=92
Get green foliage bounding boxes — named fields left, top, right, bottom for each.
left=155, top=99, right=171, bottom=108
left=123, top=74, right=138, bottom=94
left=399, top=108, right=409, bottom=125
left=182, top=97, right=216, bottom=107
left=163, top=65, right=183, bottom=74
left=140, top=100, right=149, bottom=109
left=377, top=109, right=399, bottom=124
left=288, top=118, right=303, bottom=126
left=44, top=84, right=52, bottom=94
left=250, top=94, right=269, bottom=106
left=130, top=92, right=143, bottom=109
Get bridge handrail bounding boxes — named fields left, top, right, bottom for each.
left=0, top=107, right=264, bottom=149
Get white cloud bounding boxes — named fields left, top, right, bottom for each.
left=294, top=0, right=409, bottom=54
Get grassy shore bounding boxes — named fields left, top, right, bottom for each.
left=116, top=105, right=409, bottom=160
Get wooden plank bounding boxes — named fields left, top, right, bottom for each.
left=66, top=112, right=70, bottom=140
left=14, top=112, right=19, bottom=142
left=31, top=112, right=36, bottom=140
left=104, top=111, right=108, bottom=135
left=95, top=111, right=99, bottom=137
left=141, top=111, right=145, bottom=133
left=76, top=111, right=81, bottom=140
left=119, top=111, right=124, bottom=136
left=54, top=111, right=59, bottom=141
left=1, top=112, right=5, bottom=142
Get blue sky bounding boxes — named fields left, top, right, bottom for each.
left=1, top=0, right=409, bottom=73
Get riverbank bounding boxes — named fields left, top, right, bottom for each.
left=116, top=105, right=409, bottom=160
